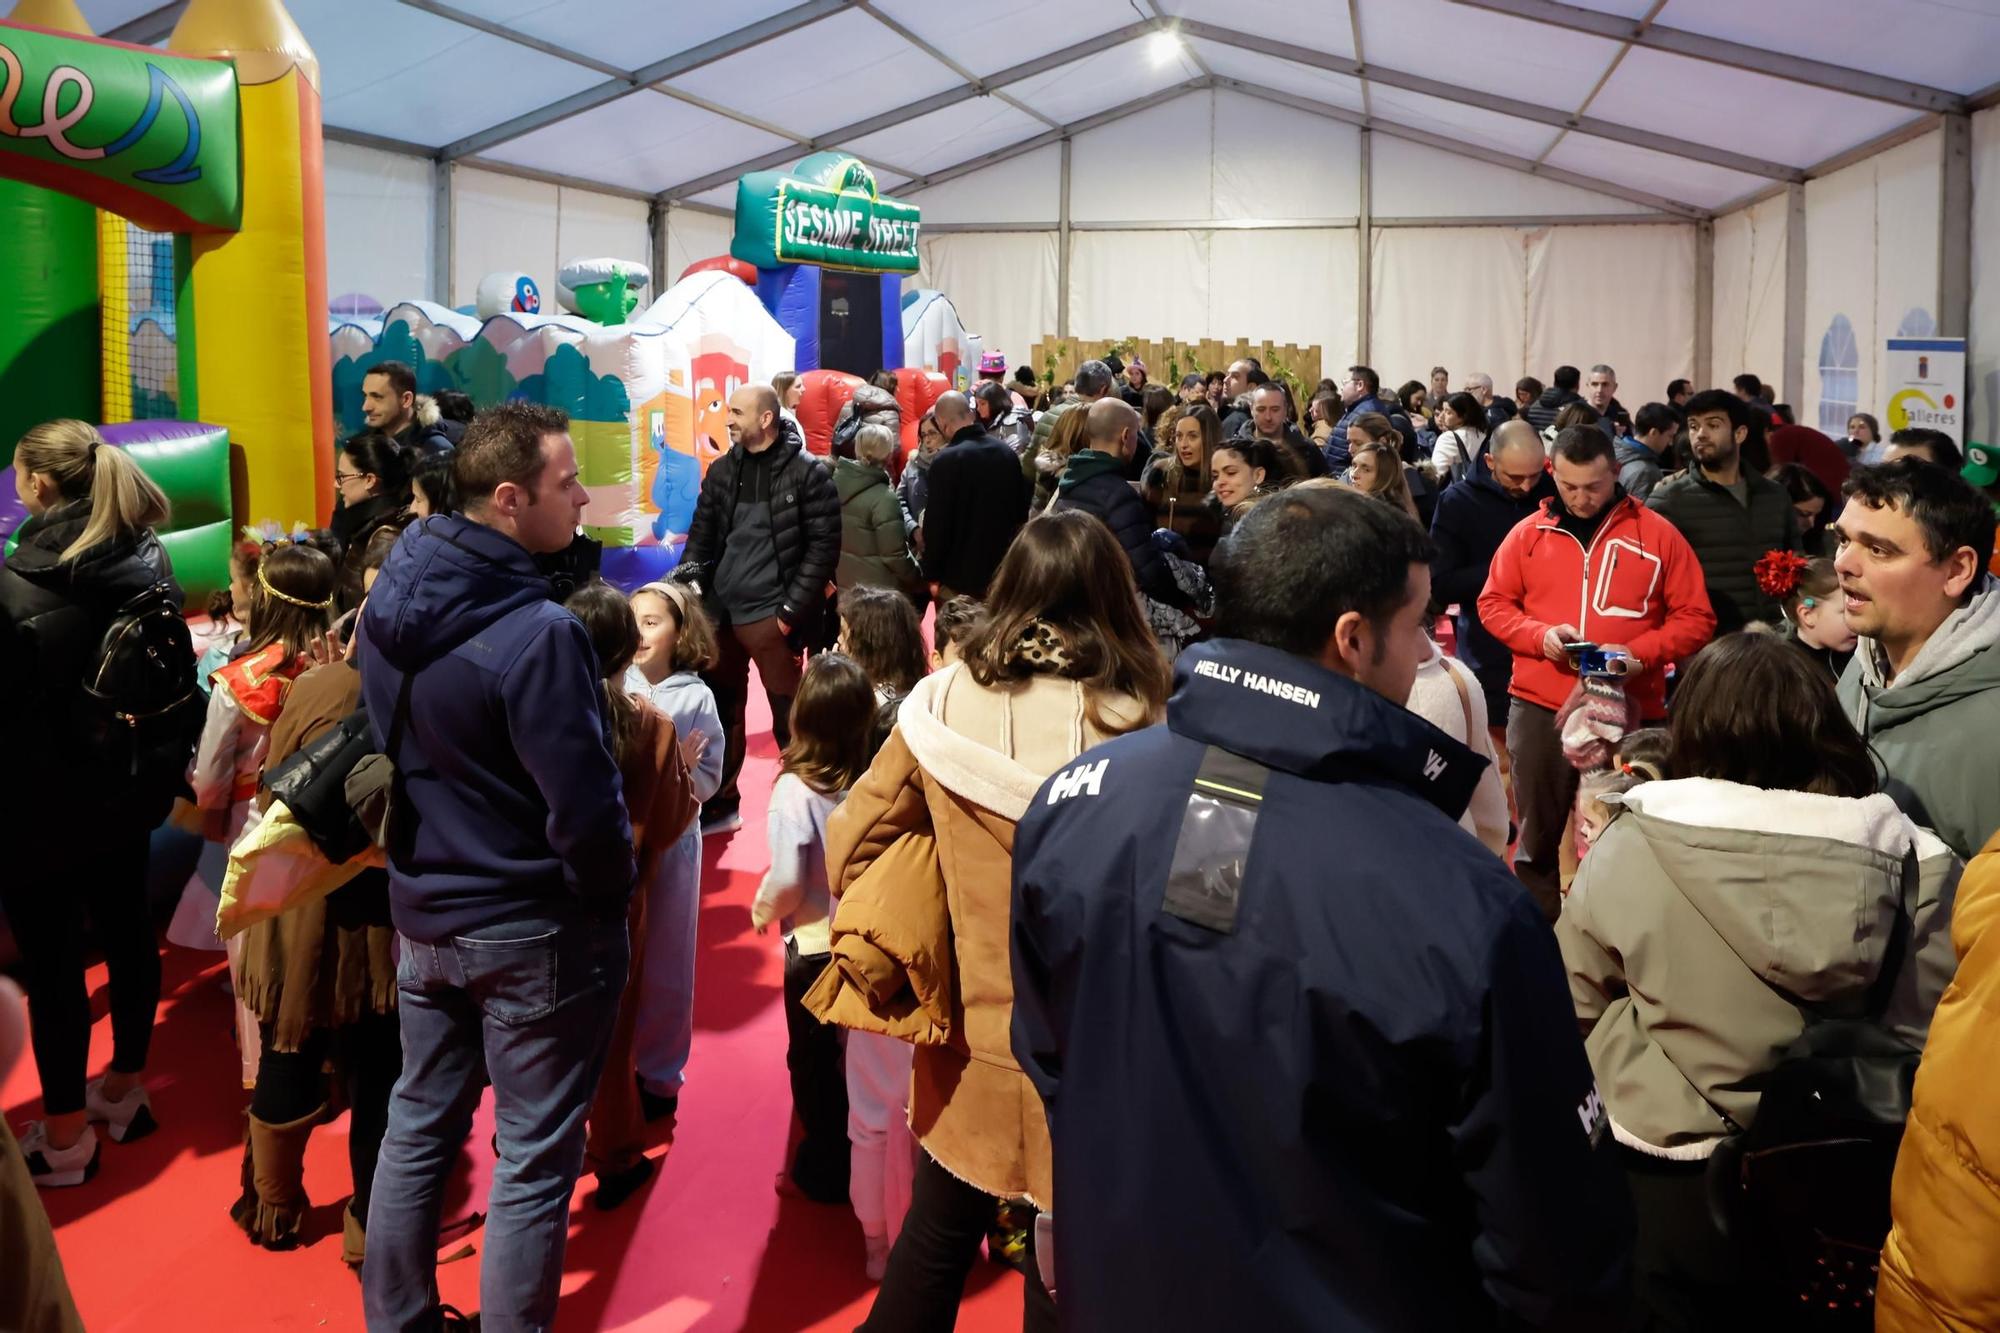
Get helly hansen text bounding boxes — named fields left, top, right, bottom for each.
left=1190, top=659, right=1322, bottom=709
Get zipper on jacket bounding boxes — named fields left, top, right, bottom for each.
left=1535, top=496, right=1629, bottom=640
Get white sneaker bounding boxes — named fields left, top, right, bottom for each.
left=85, top=1076, right=158, bottom=1143
left=864, top=1235, right=891, bottom=1283
left=18, top=1121, right=99, bottom=1188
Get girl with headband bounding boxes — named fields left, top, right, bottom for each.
left=173, top=542, right=338, bottom=1087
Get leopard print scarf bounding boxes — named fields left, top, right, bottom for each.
left=1008, top=618, right=1075, bottom=674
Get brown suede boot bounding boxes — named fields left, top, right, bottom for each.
left=234, top=1106, right=323, bottom=1250
left=341, top=1199, right=366, bottom=1268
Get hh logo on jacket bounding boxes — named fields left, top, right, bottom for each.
left=1047, top=758, right=1109, bottom=804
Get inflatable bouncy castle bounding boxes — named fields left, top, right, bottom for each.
left=729, top=153, right=916, bottom=379
left=329, top=270, right=793, bottom=586
left=901, top=289, right=982, bottom=390
left=0, top=0, right=330, bottom=601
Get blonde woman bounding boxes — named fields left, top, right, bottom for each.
left=1350, top=437, right=1422, bottom=522
left=1, top=420, right=181, bottom=1184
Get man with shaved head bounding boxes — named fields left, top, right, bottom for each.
left=1049, top=398, right=1183, bottom=609
left=921, top=388, right=1028, bottom=599
left=1429, top=419, right=1557, bottom=761
left=675, top=380, right=840, bottom=832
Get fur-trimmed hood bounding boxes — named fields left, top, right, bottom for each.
left=896, top=662, right=1141, bottom=821
left=1560, top=777, right=1961, bottom=1160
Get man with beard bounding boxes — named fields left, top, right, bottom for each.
left=1646, top=390, right=1798, bottom=630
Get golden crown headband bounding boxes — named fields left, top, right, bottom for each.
left=257, top=562, right=335, bottom=611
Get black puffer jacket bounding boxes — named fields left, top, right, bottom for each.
left=1644, top=467, right=1799, bottom=631
left=1523, top=386, right=1583, bottom=434
left=0, top=498, right=180, bottom=819
left=681, top=418, right=840, bottom=636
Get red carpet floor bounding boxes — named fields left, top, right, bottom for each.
left=4, top=692, right=1026, bottom=1331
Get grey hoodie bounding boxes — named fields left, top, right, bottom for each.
left=1840, top=578, right=2000, bottom=859
left=1559, top=778, right=1960, bottom=1158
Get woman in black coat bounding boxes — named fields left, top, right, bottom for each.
left=330, top=432, right=413, bottom=612
left=1, top=419, right=185, bottom=1185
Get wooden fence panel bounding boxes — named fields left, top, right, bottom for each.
left=1025, top=336, right=1324, bottom=402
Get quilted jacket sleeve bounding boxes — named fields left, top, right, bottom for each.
left=782, top=453, right=842, bottom=628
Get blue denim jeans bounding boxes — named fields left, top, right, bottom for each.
left=364, top=912, right=628, bottom=1333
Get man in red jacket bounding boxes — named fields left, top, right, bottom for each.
left=1478, top=427, right=1716, bottom=918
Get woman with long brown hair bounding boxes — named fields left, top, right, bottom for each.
left=828, top=512, right=1168, bottom=1330
left=1, top=420, right=184, bottom=1185
left=1559, top=631, right=1959, bottom=1327
left=1144, top=404, right=1224, bottom=564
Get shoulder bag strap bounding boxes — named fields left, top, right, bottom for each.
left=1444, top=654, right=1477, bottom=743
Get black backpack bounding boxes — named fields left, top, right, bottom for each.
left=1706, top=853, right=1920, bottom=1328
left=80, top=582, right=203, bottom=824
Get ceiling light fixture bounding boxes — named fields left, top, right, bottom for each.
left=1147, top=28, right=1184, bottom=66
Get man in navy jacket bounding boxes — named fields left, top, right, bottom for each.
left=1012, top=485, right=1632, bottom=1331
left=359, top=402, right=636, bottom=1332
left=1430, top=420, right=1557, bottom=727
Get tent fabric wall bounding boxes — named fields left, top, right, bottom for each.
left=664, top=206, right=737, bottom=284
left=324, top=140, right=433, bottom=308
left=1069, top=230, right=1212, bottom=342
left=450, top=167, right=654, bottom=310
left=1802, top=129, right=1942, bottom=434
left=1710, top=191, right=1788, bottom=393
left=1527, top=224, right=1696, bottom=411
left=915, top=231, right=1059, bottom=374
left=1373, top=224, right=1693, bottom=413
left=1972, top=107, right=2000, bottom=447
left=453, top=168, right=561, bottom=313
left=1208, top=229, right=1357, bottom=362
left=902, top=145, right=1061, bottom=225
left=1370, top=136, right=1644, bottom=218
left=1371, top=226, right=1528, bottom=397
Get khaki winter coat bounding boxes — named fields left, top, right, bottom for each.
left=1878, top=830, right=2000, bottom=1333
left=825, top=662, right=1150, bottom=1206
left=1558, top=778, right=1960, bottom=1159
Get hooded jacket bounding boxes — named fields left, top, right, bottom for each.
left=1429, top=459, right=1558, bottom=686
left=826, top=661, right=1151, bottom=1206
left=832, top=456, right=920, bottom=598
left=1010, top=638, right=1632, bottom=1331
left=1051, top=449, right=1177, bottom=605
left=1644, top=465, right=1799, bottom=630
left=1611, top=437, right=1666, bottom=502
left=1477, top=493, right=1715, bottom=718
left=394, top=396, right=462, bottom=457
left=1838, top=579, right=2000, bottom=860
left=1523, top=384, right=1583, bottom=435
left=1879, top=829, right=2000, bottom=1333
left=357, top=515, right=635, bottom=942
left=0, top=497, right=180, bottom=820
left=1559, top=779, right=1960, bottom=1159
left=680, top=417, right=840, bottom=636
left=922, top=423, right=1028, bottom=596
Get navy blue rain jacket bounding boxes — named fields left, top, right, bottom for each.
left=358, top=515, right=635, bottom=942
left=1011, top=637, right=1631, bottom=1331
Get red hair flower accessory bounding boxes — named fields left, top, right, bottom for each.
left=1754, top=549, right=1809, bottom=601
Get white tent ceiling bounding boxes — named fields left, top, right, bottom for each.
left=84, top=0, right=2000, bottom=218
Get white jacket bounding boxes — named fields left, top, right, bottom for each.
left=1405, top=643, right=1510, bottom=855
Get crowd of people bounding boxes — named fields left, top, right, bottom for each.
left=1, top=344, right=1997, bottom=1333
